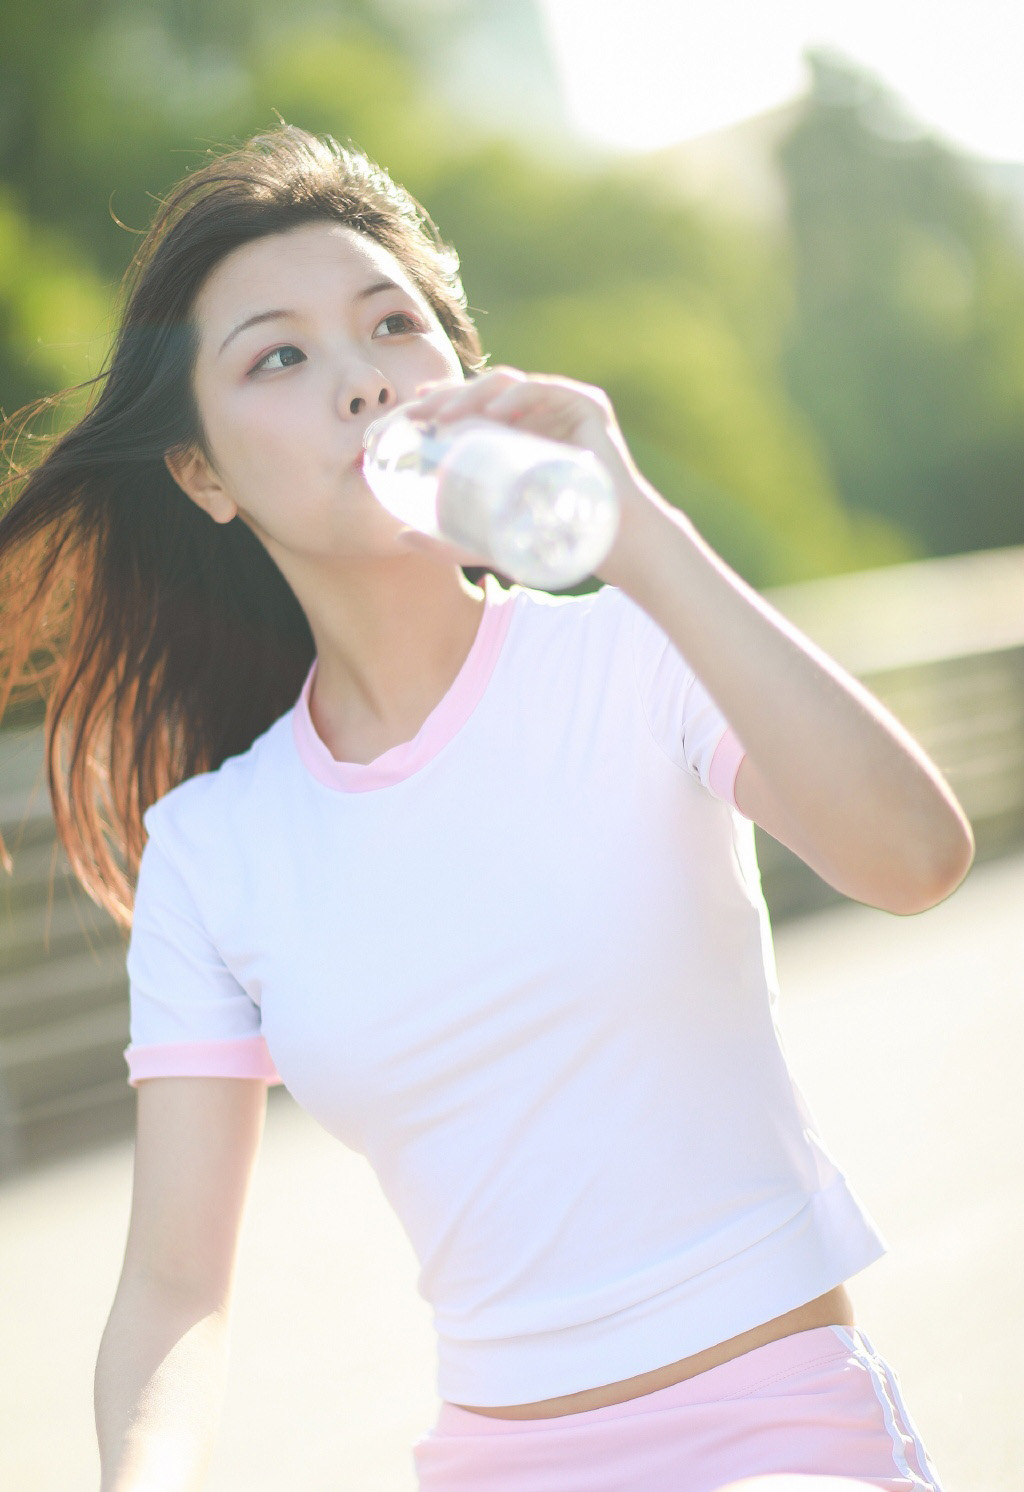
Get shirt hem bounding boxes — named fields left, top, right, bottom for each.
left=433, top=1180, right=887, bottom=1406
left=124, top=1036, right=283, bottom=1087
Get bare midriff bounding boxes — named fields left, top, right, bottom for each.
left=451, top=1281, right=856, bottom=1420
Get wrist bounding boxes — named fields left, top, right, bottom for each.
left=598, top=479, right=696, bottom=600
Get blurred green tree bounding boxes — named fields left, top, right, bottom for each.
left=778, top=49, right=1024, bottom=556
left=9, top=8, right=1020, bottom=588
left=421, top=141, right=907, bottom=581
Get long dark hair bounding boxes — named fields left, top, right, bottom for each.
left=0, top=123, right=488, bottom=928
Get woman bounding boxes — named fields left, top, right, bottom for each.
left=0, top=125, right=970, bottom=1492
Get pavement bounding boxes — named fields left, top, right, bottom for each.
left=2, top=851, right=1022, bottom=1492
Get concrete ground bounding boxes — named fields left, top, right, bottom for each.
left=2, top=851, right=1022, bottom=1492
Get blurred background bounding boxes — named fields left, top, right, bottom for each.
left=1, top=3, right=1022, bottom=1490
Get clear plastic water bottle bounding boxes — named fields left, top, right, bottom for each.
left=361, top=408, right=620, bottom=590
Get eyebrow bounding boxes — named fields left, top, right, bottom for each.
left=217, top=278, right=410, bottom=357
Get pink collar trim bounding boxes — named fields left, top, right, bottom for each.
left=291, top=573, right=515, bottom=792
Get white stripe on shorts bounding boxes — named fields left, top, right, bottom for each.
left=831, top=1325, right=945, bottom=1491
left=856, top=1328, right=946, bottom=1491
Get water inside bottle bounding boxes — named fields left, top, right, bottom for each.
left=362, top=412, right=448, bottom=538
left=363, top=409, right=620, bottom=588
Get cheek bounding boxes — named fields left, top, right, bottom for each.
left=419, top=332, right=464, bottom=381
left=215, top=388, right=318, bottom=480
left=203, top=409, right=321, bottom=538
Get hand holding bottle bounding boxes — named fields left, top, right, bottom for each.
left=366, top=366, right=669, bottom=592
left=362, top=405, right=618, bottom=588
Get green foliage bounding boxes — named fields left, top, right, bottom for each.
left=0, top=187, right=111, bottom=425
left=778, top=50, right=1024, bottom=556
left=1, top=13, right=1022, bottom=582
left=417, top=141, right=914, bottom=580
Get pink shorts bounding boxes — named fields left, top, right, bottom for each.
left=412, top=1326, right=945, bottom=1492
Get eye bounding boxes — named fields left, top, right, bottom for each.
left=250, top=345, right=306, bottom=374
left=374, top=312, right=423, bottom=337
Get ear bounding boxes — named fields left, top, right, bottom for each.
left=164, top=444, right=238, bottom=524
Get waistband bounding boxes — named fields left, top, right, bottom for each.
left=437, top=1325, right=858, bottom=1437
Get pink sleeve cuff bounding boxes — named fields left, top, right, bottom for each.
left=708, top=726, right=747, bottom=809
left=125, top=1036, right=283, bottom=1088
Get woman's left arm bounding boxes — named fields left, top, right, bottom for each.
left=614, top=492, right=975, bottom=915
left=403, top=368, right=976, bottom=915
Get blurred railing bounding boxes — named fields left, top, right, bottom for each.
left=755, top=545, right=1024, bottom=914
left=1, top=545, right=1022, bottom=1176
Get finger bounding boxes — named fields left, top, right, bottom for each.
left=479, top=382, right=567, bottom=421
left=406, top=368, right=527, bottom=422
left=404, top=378, right=461, bottom=413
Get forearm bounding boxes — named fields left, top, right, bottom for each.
left=617, top=486, right=974, bottom=905
left=95, top=1275, right=232, bottom=1492
left=398, top=366, right=973, bottom=906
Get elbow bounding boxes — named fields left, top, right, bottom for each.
left=883, top=811, right=976, bottom=916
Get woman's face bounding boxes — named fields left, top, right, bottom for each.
left=172, top=221, right=464, bottom=567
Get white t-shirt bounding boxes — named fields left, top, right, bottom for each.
left=124, top=574, right=886, bottom=1406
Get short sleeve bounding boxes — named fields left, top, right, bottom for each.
left=614, top=585, right=748, bottom=810
left=123, top=818, right=283, bottom=1088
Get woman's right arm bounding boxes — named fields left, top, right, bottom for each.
left=95, top=1075, right=269, bottom=1492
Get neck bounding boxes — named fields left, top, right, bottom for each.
left=304, top=560, right=488, bottom=751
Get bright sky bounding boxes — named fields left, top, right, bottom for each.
left=537, top=0, right=1024, bottom=162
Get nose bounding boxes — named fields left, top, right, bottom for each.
left=343, top=372, right=395, bottom=419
